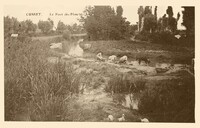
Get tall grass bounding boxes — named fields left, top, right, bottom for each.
left=106, top=73, right=195, bottom=122
left=138, top=78, right=195, bottom=122
left=5, top=37, right=81, bottom=121
left=105, top=74, right=146, bottom=94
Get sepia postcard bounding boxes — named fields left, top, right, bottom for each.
left=1, top=0, right=199, bottom=128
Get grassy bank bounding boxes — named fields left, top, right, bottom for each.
left=80, top=39, right=194, bottom=65
left=106, top=73, right=195, bottom=122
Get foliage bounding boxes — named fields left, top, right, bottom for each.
left=62, top=30, right=71, bottom=40
left=138, top=6, right=179, bottom=34
left=144, top=6, right=152, bottom=15
left=129, top=24, right=138, bottom=35
left=4, top=16, right=37, bottom=38
left=38, top=20, right=53, bottom=34
left=116, top=6, right=123, bottom=17
left=166, top=6, right=174, bottom=17
left=139, top=78, right=195, bottom=122
left=105, top=74, right=146, bottom=94
left=56, top=21, right=66, bottom=34
left=4, top=38, right=81, bottom=121
left=80, top=6, right=131, bottom=40
left=66, top=23, right=85, bottom=34
left=143, top=13, right=157, bottom=33
left=182, top=7, right=194, bottom=38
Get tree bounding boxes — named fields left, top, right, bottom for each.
left=156, top=7, right=178, bottom=33
left=56, top=21, right=66, bottom=33
left=138, top=6, right=144, bottom=32
left=154, top=6, right=157, bottom=20
left=141, top=6, right=157, bottom=33
left=24, top=20, right=37, bottom=34
left=48, top=18, right=54, bottom=27
left=182, top=7, right=194, bottom=37
left=116, top=6, right=123, bottom=17
left=80, top=6, right=131, bottom=40
left=166, top=6, right=174, bottom=18
left=4, top=16, right=37, bottom=37
left=38, top=20, right=53, bottom=34
left=144, top=6, right=152, bottom=15
left=4, top=16, right=20, bottom=37
left=166, top=6, right=177, bottom=33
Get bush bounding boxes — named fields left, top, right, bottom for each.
left=135, top=33, right=150, bottom=41
left=62, top=30, right=71, bottom=40
left=150, top=32, right=179, bottom=45
left=135, top=32, right=190, bottom=46
left=105, top=74, right=146, bottom=94
left=138, top=78, right=195, bottom=122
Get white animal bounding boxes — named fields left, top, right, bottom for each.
left=118, top=114, right=125, bottom=122
left=108, top=115, right=114, bottom=121
left=50, top=43, right=62, bottom=49
left=141, top=118, right=149, bottom=122
left=175, top=34, right=181, bottom=39
left=119, top=56, right=128, bottom=64
left=108, top=55, right=117, bottom=62
left=83, top=44, right=92, bottom=50
left=11, top=34, right=18, bottom=38
left=96, top=52, right=105, bottom=61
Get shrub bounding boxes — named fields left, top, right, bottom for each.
left=150, top=32, right=179, bottom=45
left=135, top=33, right=150, bottom=41
left=105, top=74, right=146, bottom=94
left=138, top=78, right=195, bottom=122
left=62, top=30, right=71, bottom=40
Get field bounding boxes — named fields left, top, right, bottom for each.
left=4, top=36, right=195, bottom=122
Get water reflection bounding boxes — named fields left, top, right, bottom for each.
left=122, top=93, right=139, bottom=110
left=68, top=39, right=84, bottom=57
left=113, top=93, right=139, bottom=110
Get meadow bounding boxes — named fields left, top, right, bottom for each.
left=4, top=36, right=195, bottom=122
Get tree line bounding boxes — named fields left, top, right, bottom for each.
left=4, top=6, right=194, bottom=45
left=136, top=6, right=194, bottom=46
left=4, top=16, right=84, bottom=38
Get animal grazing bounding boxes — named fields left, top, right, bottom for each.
left=108, top=115, right=114, bottom=121
left=96, top=52, right=105, bottom=61
left=118, top=114, right=125, bottom=122
left=136, top=57, right=150, bottom=65
left=119, top=56, right=128, bottom=64
left=83, top=44, right=91, bottom=50
left=174, top=34, right=181, bottom=39
left=141, top=118, right=149, bottom=122
left=108, top=55, right=117, bottom=62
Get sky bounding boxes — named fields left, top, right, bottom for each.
left=4, top=5, right=186, bottom=30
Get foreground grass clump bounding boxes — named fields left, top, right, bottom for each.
left=138, top=78, right=195, bottom=122
left=106, top=73, right=194, bottom=122
left=5, top=38, right=81, bottom=121
left=105, top=74, right=146, bottom=94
